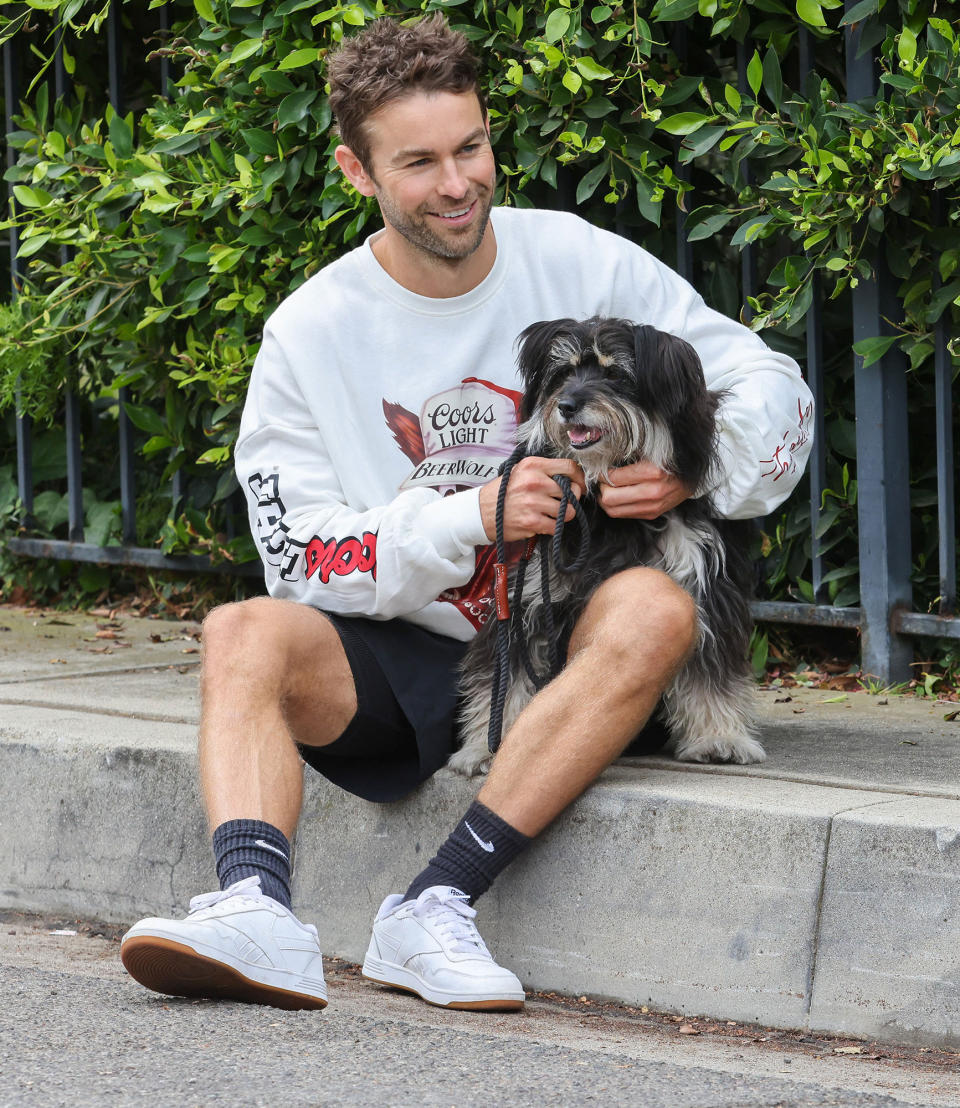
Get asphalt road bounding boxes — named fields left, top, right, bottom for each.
left=2, top=911, right=958, bottom=1108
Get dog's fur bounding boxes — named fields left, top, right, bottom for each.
left=447, top=316, right=763, bottom=777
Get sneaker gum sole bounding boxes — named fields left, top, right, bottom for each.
left=121, top=935, right=327, bottom=1011
left=361, top=969, right=524, bottom=1012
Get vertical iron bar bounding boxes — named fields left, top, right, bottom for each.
left=55, top=39, right=84, bottom=542
left=846, top=2, right=912, bottom=681
left=672, top=25, right=693, bottom=282
left=159, top=3, right=172, bottom=98
left=107, top=3, right=136, bottom=544
left=4, top=9, right=33, bottom=518
left=932, top=194, right=956, bottom=615
left=806, top=274, right=827, bottom=600
left=736, top=42, right=756, bottom=321
left=798, top=29, right=825, bottom=599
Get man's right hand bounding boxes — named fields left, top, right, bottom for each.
left=479, top=456, right=586, bottom=543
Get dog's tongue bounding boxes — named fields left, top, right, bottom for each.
left=568, top=425, right=600, bottom=446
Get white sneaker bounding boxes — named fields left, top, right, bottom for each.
left=120, top=876, right=327, bottom=1010
left=362, top=885, right=524, bottom=1010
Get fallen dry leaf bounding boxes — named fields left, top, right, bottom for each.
left=678, top=1024, right=700, bottom=1035
left=834, top=1046, right=863, bottom=1055
left=774, top=695, right=793, bottom=704
left=793, top=707, right=806, bottom=714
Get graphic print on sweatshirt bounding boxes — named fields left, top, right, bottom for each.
left=247, top=471, right=377, bottom=588
left=384, top=377, right=523, bottom=630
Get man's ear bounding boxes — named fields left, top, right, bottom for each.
left=334, top=145, right=377, bottom=197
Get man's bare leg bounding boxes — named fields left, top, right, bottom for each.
left=478, top=566, right=696, bottom=835
left=198, top=595, right=358, bottom=839
left=363, top=567, right=696, bottom=1010
left=401, top=566, right=696, bottom=900
left=120, top=596, right=351, bottom=1009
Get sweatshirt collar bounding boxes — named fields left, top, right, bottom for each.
left=359, top=208, right=509, bottom=316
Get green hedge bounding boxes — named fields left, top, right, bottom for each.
left=0, top=0, right=957, bottom=611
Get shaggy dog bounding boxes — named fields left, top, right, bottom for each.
left=448, top=316, right=764, bottom=777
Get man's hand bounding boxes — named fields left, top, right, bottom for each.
left=598, top=461, right=691, bottom=520
left=479, top=457, right=585, bottom=542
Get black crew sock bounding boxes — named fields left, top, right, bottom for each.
left=212, top=819, right=292, bottom=910
left=404, top=801, right=530, bottom=905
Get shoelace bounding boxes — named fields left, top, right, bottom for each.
left=188, top=875, right=263, bottom=915
left=414, top=889, right=490, bottom=956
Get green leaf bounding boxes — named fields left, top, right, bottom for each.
left=230, top=38, right=264, bottom=65
left=278, top=48, right=321, bottom=71
left=13, top=185, right=52, bottom=208
left=685, top=207, right=735, bottom=242
left=123, top=403, right=167, bottom=437
left=796, top=0, right=827, bottom=27
left=746, top=50, right=762, bottom=97
left=277, top=90, right=318, bottom=127
left=16, top=232, right=51, bottom=258
left=762, top=47, right=783, bottom=109
left=241, top=128, right=277, bottom=156
left=898, top=26, right=917, bottom=68
left=853, top=334, right=898, bottom=367
left=731, top=214, right=774, bottom=245
left=576, top=160, right=609, bottom=204
left=562, top=69, right=582, bottom=94
left=544, top=9, right=571, bottom=43
left=574, top=57, right=613, bottom=81
left=193, top=0, right=216, bottom=21
left=838, top=0, right=877, bottom=25
left=657, top=112, right=712, bottom=136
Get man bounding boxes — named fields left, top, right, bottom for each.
left=120, top=14, right=813, bottom=1012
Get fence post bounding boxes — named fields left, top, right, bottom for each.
left=3, top=12, right=34, bottom=520
left=845, top=5, right=913, bottom=682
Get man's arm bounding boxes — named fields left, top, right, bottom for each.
left=236, top=328, right=491, bottom=620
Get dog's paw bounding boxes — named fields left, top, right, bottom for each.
left=446, top=745, right=493, bottom=777
left=673, top=735, right=766, bottom=765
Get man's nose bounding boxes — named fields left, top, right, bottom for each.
left=437, top=157, right=468, bottom=197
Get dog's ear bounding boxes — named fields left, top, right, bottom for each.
left=516, top=318, right=580, bottom=420
left=632, top=325, right=720, bottom=491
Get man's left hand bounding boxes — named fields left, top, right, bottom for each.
left=598, top=461, right=692, bottom=520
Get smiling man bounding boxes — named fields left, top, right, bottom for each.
left=119, top=14, right=813, bottom=1014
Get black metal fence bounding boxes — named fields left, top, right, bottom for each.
left=2, top=2, right=957, bottom=681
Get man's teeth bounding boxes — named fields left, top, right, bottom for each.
left=439, top=207, right=470, bottom=219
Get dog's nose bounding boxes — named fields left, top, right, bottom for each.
left=557, top=398, right=580, bottom=420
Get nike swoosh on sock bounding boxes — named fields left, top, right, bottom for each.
left=464, top=821, right=495, bottom=852
left=255, top=839, right=289, bottom=861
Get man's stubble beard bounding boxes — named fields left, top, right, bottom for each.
left=375, top=186, right=494, bottom=265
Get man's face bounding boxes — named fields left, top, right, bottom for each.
left=360, top=90, right=496, bottom=264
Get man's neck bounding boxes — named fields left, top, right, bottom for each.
left=371, top=225, right=498, bottom=298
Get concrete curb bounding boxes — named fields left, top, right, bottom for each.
left=2, top=607, right=960, bottom=1047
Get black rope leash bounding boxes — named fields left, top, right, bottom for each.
left=487, top=445, right=591, bottom=754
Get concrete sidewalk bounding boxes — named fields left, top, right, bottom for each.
left=2, top=605, right=959, bottom=1048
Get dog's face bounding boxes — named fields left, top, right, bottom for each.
left=515, top=316, right=720, bottom=492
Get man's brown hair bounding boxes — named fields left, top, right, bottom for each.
left=327, top=14, right=484, bottom=172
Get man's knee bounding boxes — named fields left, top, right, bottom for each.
left=201, top=596, right=343, bottom=689
left=572, top=568, right=697, bottom=675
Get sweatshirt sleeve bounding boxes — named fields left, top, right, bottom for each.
left=615, top=239, right=815, bottom=520
left=234, top=326, right=490, bottom=618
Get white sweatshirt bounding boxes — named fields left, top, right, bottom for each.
left=235, top=207, right=814, bottom=640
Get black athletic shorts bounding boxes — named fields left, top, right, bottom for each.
left=295, top=613, right=468, bottom=803
left=297, top=611, right=670, bottom=804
